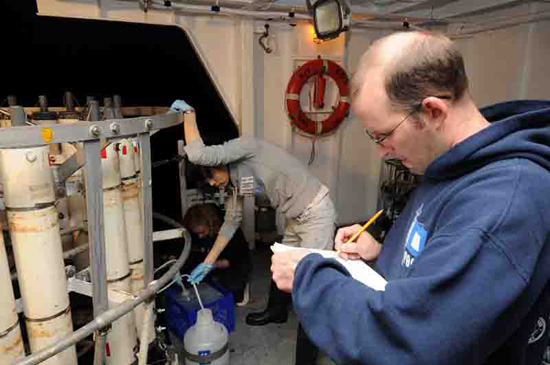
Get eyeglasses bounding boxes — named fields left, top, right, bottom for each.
left=365, top=95, right=452, bottom=144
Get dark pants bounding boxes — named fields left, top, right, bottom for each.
left=212, top=263, right=250, bottom=303
left=267, top=280, right=319, bottom=365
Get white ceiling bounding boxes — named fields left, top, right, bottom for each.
left=164, top=0, right=549, bottom=31
left=274, top=0, right=531, bottom=17
left=239, top=0, right=543, bottom=23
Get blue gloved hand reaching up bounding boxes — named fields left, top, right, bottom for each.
left=187, top=263, right=215, bottom=285
left=170, top=100, right=194, bottom=112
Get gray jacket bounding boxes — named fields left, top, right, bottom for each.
left=185, top=136, right=322, bottom=239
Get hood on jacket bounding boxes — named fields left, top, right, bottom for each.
left=425, top=100, right=550, bottom=181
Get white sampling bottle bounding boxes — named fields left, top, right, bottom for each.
left=183, top=308, right=229, bottom=365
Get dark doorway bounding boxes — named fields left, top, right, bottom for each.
left=1, top=1, right=239, bottom=221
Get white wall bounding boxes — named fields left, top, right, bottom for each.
left=453, top=2, right=550, bottom=107
left=253, top=23, right=387, bottom=225
left=35, top=0, right=550, bottom=231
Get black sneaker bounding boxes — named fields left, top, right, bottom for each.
left=245, top=308, right=288, bottom=326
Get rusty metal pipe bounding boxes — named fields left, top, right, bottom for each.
left=1, top=145, right=77, bottom=364
left=13, top=229, right=191, bottom=365
left=101, top=143, right=137, bottom=364
left=118, top=139, right=153, bottom=341
left=63, top=243, right=89, bottom=260
left=93, top=336, right=106, bottom=365
left=11, top=243, right=90, bottom=282
left=0, top=221, right=24, bottom=363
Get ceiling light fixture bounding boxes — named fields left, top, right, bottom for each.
left=305, top=0, right=351, bottom=40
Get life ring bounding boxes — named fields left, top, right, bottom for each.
left=285, top=58, right=350, bottom=136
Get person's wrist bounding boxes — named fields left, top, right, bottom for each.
left=215, top=259, right=229, bottom=269
left=361, top=241, right=382, bottom=261
left=182, top=110, right=196, bottom=125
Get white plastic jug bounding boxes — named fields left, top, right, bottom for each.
left=183, top=308, right=229, bottom=365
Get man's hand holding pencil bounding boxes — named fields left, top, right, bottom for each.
left=335, top=210, right=384, bottom=261
left=272, top=210, right=385, bottom=292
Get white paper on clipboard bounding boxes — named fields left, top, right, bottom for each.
left=271, top=243, right=387, bottom=291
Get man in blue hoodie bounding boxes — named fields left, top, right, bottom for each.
left=271, top=30, right=550, bottom=364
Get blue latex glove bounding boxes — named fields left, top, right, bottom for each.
left=187, top=263, right=215, bottom=285
left=170, top=99, right=194, bottom=112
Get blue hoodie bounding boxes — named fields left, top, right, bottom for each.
left=293, top=100, right=550, bottom=364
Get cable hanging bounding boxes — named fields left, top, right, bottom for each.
left=308, top=138, right=316, bottom=166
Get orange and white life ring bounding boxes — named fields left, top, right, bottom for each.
left=285, top=58, right=350, bottom=136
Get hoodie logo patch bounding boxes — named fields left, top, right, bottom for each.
left=528, top=317, right=546, bottom=345
left=402, top=205, right=427, bottom=268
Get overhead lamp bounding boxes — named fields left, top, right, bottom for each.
left=306, top=0, right=351, bottom=40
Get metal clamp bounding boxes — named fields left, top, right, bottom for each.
left=97, top=323, right=112, bottom=337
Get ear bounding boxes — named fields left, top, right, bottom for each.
left=421, top=96, right=448, bottom=131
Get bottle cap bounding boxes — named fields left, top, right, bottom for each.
left=196, top=308, right=214, bottom=325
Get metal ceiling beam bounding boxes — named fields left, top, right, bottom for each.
left=167, top=0, right=308, bottom=12
left=350, top=0, right=445, bottom=16
left=391, top=0, right=460, bottom=14
left=399, top=0, right=528, bottom=20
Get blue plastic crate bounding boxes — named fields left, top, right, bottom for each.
left=165, top=282, right=235, bottom=340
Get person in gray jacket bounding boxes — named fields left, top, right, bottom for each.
left=172, top=99, right=337, bottom=363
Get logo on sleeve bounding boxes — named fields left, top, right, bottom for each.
left=239, top=176, right=254, bottom=196
left=528, top=317, right=546, bottom=345
left=402, top=205, right=427, bottom=268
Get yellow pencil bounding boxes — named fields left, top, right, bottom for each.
left=337, top=209, right=384, bottom=251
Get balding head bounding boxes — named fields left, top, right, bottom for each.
left=353, top=31, right=469, bottom=113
